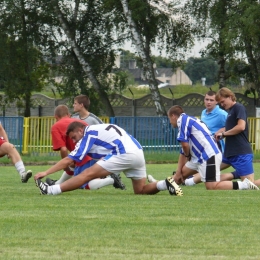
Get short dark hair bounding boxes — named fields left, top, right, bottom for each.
left=66, top=121, right=86, bottom=136
left=74, top=95, right=90, bottom=110
left=168, top=105, right=184, bottom=117
left=206, top=90, right=216, bottom=96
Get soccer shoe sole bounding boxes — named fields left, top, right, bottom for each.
left=21, top=170, right=32, bottom=183
left=166, top=177, right=183, bottom=196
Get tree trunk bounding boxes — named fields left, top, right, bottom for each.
left=52, top=0, right=115, bottom=116
left=218, top=55, right=226, bottom=89
left=120, top=0, right=167, bottom=116
left=24, top=92, right=31, bottom=117
left=244, top=39, right=260, bottom=99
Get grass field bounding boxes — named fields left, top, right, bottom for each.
left=1, top=164, right=260, bottom=260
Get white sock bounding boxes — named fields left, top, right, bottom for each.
left=48, top=184, right=62, bottom=195
left=55, top=171, right=72, bottom=184
left=156, top=180, right=167, bottom=191
left=148, top=175, right=157, bottom=183
left=88, top=178, right=114, bottom=190
left=15, top=161, right=26, bottom=176
left=185, top=178, right=196, bottom=186
left=237, top=181, right=247, bottom=190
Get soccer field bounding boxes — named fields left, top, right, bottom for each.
left=1, top=164, right=260, bottom=260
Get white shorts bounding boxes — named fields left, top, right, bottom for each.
left=186, top=153, right=222, bottom=182
left=97, top=149, right=146, bottom=180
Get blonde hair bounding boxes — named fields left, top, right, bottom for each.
left=216, top=87, right=236, bottom=102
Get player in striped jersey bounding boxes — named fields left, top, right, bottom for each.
left=34, top=121, right=183, bottom=196
left=169, top=105, right=258, bottom=190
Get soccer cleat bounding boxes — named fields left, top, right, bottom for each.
left=165, top=177, right=183, bottom=196
left=35, top=179, right=49, bottom=195
left=147, top=174, right=157, bottom=183
left=45, top=177, right=57, bottom=186
left=110, top=173, right=126, bottom=190
left=21, top=170, right=32, bottom=183
left=243, top=178, right=259, bottom=190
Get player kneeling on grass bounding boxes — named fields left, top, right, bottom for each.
left=167, top=105, right=258, bottom=191
left=34, top=122, right=183, bottom=196
left=0, top=122, right=32, bottom=183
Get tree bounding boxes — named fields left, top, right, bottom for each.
left=184, top=57, right=218, bottom=85
left=0, top=1, right=50, bottom=116
left=228, top=0, right=260, bottom=97
left=185, top=0, right=236, bottom=89
left=106, top=0, right=194, bottom=116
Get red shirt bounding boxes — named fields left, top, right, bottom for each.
left=51, top=117, right=87, bottom=152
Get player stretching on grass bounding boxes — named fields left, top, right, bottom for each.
left=0, top=121, right=32, bottom=182
left=169, top=105, right=258, bottom=190
left=34, top=121, right=183, bottom=196
left=45, top=105, right=125, bottom=190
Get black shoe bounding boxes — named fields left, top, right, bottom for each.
left=35, top=179, right=49, bottom=195
left=110, top=173, right=126, bottom=190
left=45, top=178, right=57, bottom=186
left=165, top=177, right=183, bottom=196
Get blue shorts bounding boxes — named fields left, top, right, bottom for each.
left=74, top=159, right=96, bottom=189
left=222, top=154, right=254, bottom=178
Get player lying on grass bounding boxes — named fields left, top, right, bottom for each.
left=0, top=122, right=32, bottom=183
left=34, top=121, right=183, bottom=196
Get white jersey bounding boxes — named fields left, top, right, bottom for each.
left=68, top=124, right=142, bottom=163
left=177, top=113, right=220, bottom=164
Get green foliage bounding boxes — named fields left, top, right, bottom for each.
left=1, top=164, right=260, bottom=259
left=184, top=57, right=218, bottom=85
left=0, top=1, right=51, bottom=116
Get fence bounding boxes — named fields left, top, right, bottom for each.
left=0, top=117, right=24, bottom=153
left=1, top=116, right=260, bottom=155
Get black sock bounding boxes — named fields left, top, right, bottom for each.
left=233, top=182, right=239, bottom=190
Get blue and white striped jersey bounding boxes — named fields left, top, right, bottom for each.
left=177, top=113, right=220, bottom=164
left=68, top=124, right=142, bottom=163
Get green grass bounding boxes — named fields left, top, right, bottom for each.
left=2, top=151, right=260, bottom=165
left=1, top=164, right=260, bottom=259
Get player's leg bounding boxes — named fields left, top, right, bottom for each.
left=35, top=163, right=110, bottom=195
left=76, top=163, right=114, bottom=190
left=124, top=150, right=183, bottom=196
left=203, top=154, right=258, bottom=190
left=184, top=156, right=232, bottom=186
left=0, top=140, right=32, bottom=182
left=75, top=160, right=125, bottom=190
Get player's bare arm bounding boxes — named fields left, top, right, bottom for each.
left=173, top=153, right=187, bottom=185
left=34, top=157, right=74, bottom=180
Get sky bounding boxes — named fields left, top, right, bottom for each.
left=124, top=39, right=210, bottom=59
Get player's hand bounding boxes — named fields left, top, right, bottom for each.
left=214, top=132, right=222, bottom=141
left=34, top=172, right=48, bottom=180
left=173, top=171, right=184, bottom=185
